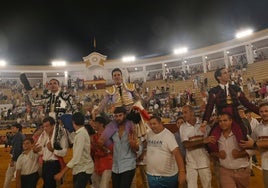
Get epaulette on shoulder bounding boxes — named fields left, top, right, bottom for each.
left=60, top=91, right=71, bottom=100
left=124, top=83, right=135, bottom=92
left=106, top=86, right=115, bottom=95
left=41, top=93, right=51, bottom=99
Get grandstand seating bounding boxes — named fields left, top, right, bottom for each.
left=246, top=60, right=268, bottom=83
left=142, top=60, right=268, bottom=105
left=1, top=60, right=268, bottom=110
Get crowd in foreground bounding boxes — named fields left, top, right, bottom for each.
left=2, top=67, right=268, bottom=188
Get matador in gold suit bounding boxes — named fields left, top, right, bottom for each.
left=96, top=68, right=150, bottom=146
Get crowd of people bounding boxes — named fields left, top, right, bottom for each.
left=1, top=65, right=268, bottom=188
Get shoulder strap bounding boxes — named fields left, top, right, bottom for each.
left=106, top=86, right=116, bottom=95
left=124, top=83, right=135, bottom=92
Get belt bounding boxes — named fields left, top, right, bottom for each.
left=221, top=166, right=249, bottom=172
left=21, top=172, right=39, bottom=177
left=43, top=160, right=58, bottom=163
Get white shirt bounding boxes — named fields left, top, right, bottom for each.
left=67, top=126, right=94, bottom=175
left=219, top=83, right=229, bottom=96
left=180, top=119, right=210, bottom=169
left=36, top=126, right=68, bottom=161
left=16, top=150, right=39, bottom=175
left=218, top=132, right=251, bottom=169
left=251, top=122, right=268, bottom=170
left=250, top=117, right=259, bottom=131
left=146, top=128, right=178, bottom=176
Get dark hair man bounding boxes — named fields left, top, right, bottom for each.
left=202, top=67, right=259, bottom=152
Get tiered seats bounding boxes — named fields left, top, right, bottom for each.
left=0, top=89, right=12, bottom=97
left=246, top=60, right=268, bottom=83
left=1, top=60, right=268, bottom=108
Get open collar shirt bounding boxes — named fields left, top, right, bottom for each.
left=36, top=126, right=68, bottom=161
left=67, top=126, right=94, bottom=175
left=218, top=131, right=252, bottom=169
left=112, top=130, right=137, bottom=174
left=251, top=121, right=268, bottom=170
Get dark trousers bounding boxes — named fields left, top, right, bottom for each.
left=252, top=154, right=258, bottom=163
left=21, top=172, right=39, bottom=188
left=42, top=160, right=61, bottom=188
left=112, top=169, right=136, bottom=188
left=73, top=172, right=91, bottom=188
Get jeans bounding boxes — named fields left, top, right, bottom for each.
left=147, top=173, right=178, bottom=188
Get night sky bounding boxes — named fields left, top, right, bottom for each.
left=0, top=0, right=268, bottom=65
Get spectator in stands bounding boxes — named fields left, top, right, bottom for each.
left=252, top=82, right=260, bottom=99
left=54, top=112, right=94, bottom=188
left=189, top=92, right=196, bottom=106
left=34, top=116, right=68, bottom=188
left=26, top=78, right=78, bottom=122
left=16, top=137, right=39, bottom=188
left=240, top=102, right=268, bottom=188
left=3, top=123, right=25, bottom=188
left=146, top=115, right=186, bottom=188
left=180, top=105, right=215, bottom=188
left=260, top=82, right=267, bottom=99
left=91, top=116, right=113, bottom=188
left=212, top=112, right=252, bottom=188
left=202, top=67, right=259, bottom=153
left=204, top=77, right=208, bottom=88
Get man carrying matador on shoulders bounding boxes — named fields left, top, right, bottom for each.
left=93, top=68, right=150, bottom=146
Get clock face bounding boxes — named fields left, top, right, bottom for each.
left=90, top=55, right=99, bottom=64
left=92, top=56, right=98, bottom=62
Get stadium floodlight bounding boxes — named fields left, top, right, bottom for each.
left=51, top=60, right=66, bottom=67
left=173, top=47, right=188, bottom=55
left=235, top=29, right=253, bottom=38
left=0, top=60, right=6, bottom=66
left=122, top=56, right=136, bottom=62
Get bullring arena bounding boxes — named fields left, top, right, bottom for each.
left=1, top=29, right=268, bottom=187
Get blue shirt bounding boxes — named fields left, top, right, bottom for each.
left=112, top=130, right=137, bottom=174
left=11, top=132, right=25, bottom=161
